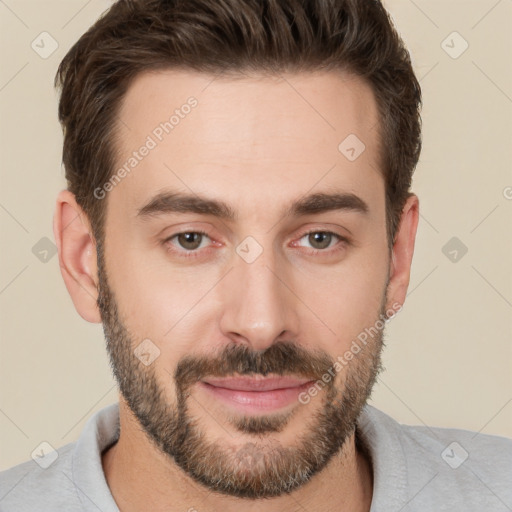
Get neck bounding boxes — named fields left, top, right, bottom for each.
left=102, top=401, right=373, bottom=512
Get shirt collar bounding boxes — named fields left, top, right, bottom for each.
left=72, top=402, right=120, bottom=511
left=356, top=404, right=409, bottom=511
left=71, top=401, right=408, bottom=511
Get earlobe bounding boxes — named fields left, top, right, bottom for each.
left=53, top=189, right=102, bottom=323
left=386, top=194, right=420, bottom=311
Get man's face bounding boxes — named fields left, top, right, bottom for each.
left=97, top=70, right=391, bottom=498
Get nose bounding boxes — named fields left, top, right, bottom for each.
left=218, top=247, right=299, bottom=351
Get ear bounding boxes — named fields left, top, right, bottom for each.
left=385, top=194, right=420, bottom=311
left=53, top=189, right=102, bottom=323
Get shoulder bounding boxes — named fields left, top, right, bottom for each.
left=395, top=411, right=512, bottom=477
left=402, top=419, right=511, bottom=510
left=358, top=405, right=512, bottom=511
left=0, top=442, right=83, bottom=511
left=0, top=402, right=120, bottom=512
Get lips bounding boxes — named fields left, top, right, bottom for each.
left=201, top=375, right=313, bottom=392
left=198, top=375, right=315, bottom=413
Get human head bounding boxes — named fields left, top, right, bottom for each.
left=53, top=0, right=421, bottom=501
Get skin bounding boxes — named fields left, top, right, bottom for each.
left=53, top=69, right=419, bottom=512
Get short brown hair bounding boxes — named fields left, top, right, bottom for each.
left=55, top=0, right=422, bottom=248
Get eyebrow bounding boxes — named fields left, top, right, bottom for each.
left=136, top=189, right=369, bottom=222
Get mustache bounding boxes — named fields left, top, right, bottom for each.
left=174, top=340, right=335, bottom=391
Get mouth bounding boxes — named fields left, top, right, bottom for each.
left=198, top=375, right=315, bottom=413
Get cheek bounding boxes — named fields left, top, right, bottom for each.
left=294, top=252, right=388, bottom=351
left=105, top=222, right=197, bottom=331
left=106, top=242, right=221, bottom=381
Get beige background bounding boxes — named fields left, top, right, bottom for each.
left=0, top=0, right=511, bottom=471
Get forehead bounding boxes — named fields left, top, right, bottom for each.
left=109, top=68, right=383, bottom=219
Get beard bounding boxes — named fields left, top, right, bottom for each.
left=96, top=241, right=386, bottom=499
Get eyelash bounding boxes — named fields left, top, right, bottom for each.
left=163, top=229, right=349, bottom=259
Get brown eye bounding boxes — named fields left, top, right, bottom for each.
left=176, top=232, right=205, bottom=250
left=292, top=230, right=349, bottom=255
left=163, top=230, right=215, bottom=260
left=307, top=232, right=333, bottom=250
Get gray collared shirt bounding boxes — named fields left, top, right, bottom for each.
left=1, top=402, right=511, bottom=511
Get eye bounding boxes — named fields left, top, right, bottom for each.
left=164, top=230, right=212, bottom=255
left=294, top=230, right=348, bottom=253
